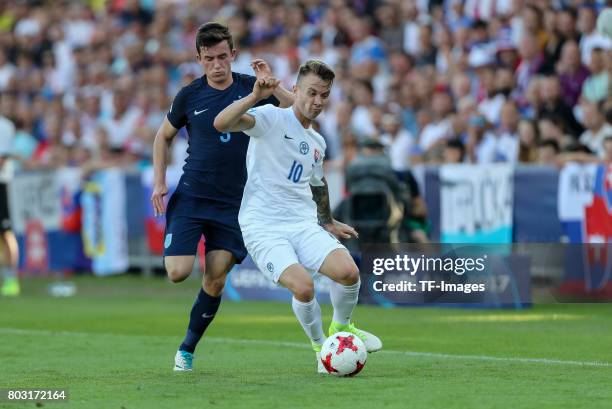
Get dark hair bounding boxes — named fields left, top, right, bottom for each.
left=296, top=59, right=335, bottom=84
left=471, top=19, right=488, bottom=30
left=539, top=138, right=560, bottom=153
left=565, top=143, right=593, bottom=154
left=539, top=112, right=566, bottom=132
left=446, top=138, right=465, bottom=159
left=195, top=22, right=234, bottom=55
left=351, top=79, right=374, bottom=97
left=559, top=6, right=578, bottom=20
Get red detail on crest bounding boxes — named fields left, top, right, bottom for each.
left=321, top=353, right=338, bottom=373
left=347, top=360, right=365, bottom=377
left=25, top=220, right=49, bottom=274
left=335, top=335, right=359, bottom=354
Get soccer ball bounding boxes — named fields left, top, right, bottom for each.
left=320, top=332, right=367, bottom=376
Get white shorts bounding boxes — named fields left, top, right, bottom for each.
left=241, top=222, right=347, bottom=284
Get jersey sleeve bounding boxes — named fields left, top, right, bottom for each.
left=309, top=150, right=326, bottom=187
left=167, top=87, right=189, bottom=129
left=243, top=104, right=278, bottom=138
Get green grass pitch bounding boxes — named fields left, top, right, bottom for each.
left=1, top=276, right=611, bottom=409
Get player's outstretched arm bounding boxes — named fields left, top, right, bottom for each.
left=311, top=178, right=359, bottom=240
left=251, top=59, right=295, bottom=108
left=151, top=117, right=179, bottom=217
left=214, top=77, right=280, bottom=133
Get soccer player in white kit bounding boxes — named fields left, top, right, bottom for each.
left=214, top=60, right=382, bottom=373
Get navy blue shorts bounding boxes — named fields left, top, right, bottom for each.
left=163, top=190, right=247, bottom=263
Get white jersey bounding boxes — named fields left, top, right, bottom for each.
left=240, top=105, right=326, bottom=229
left=0, top=115, right=15, bottom=183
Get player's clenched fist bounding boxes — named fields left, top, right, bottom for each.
left=151, top=183, right=169, bottom=217
left=253, top=76, right=280, bottom=100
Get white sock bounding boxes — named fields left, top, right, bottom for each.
left=330, top=279, right=360, bottom=325
left=291, top=297, right=325, bottom=345
left=2, top=266, right=16, bottom=279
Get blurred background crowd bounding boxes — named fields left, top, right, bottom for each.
left=0, top=0, right=611, bottom=176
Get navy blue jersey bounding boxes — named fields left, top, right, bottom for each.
left=167, top=72, right=279, bottom=206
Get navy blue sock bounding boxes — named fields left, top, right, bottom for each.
left=179, top=288, right=221, bottom=353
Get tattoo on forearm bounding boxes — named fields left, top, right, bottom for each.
left=311, top=177, right=333, bottom=225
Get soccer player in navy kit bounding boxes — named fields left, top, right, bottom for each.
left=150, top=22, right=294, bottom=371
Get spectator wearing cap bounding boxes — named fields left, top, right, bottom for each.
left=579, top=101, right=612, bottom=159
left=496, top=34, right=519, bottom=70
left=577, top=4, right=612, bottom=65
left=556, top=40, right=590, bottom=107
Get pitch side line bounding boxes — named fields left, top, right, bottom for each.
left=208, top=337, right=612, bottom=368
left=1, top=327, right=610, bottom=368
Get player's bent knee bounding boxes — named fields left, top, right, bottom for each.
left=345, top=268, right=360, bottom=285
left=293, top=282, right=315, bottom=302
left=165, top=264, right=191, bottom=283
left=336, top=262, right=360, bottom=286
left=203, top=276, right=227, bottom=296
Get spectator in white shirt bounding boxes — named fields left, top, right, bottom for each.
left=418, top=90, right=454, bottom=153
left=0, top=50, right=15, bottom=92
left=577, top=5, right=612, bottom=65
left=101, top=78, right=144, bottom=149
left=579, top=101, right=612, bottom=159
left=380, top=113, right=415, bottom=172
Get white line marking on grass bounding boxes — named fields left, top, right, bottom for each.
left=1, top=328, right=610, bottom=368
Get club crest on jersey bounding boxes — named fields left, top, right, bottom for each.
left=299, top=142, right=309, bottom=155
left=314, top=149, right=321, bottom=163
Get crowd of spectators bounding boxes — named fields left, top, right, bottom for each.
left=0, top=0, right=611, bottom=177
